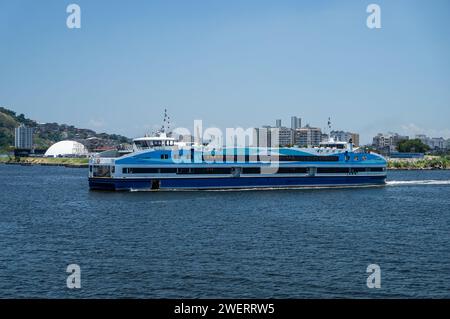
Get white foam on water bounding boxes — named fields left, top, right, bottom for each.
left=387, top=180, right=450, bottom=186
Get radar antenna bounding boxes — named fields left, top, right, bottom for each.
left=159, top=108, right=172, bottom=134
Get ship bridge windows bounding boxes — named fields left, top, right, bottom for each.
left=320, top=144, right=346, bottom=149
left=134, top=140, right=174, bottom=149
left=93, top=165, right=112, bottom=177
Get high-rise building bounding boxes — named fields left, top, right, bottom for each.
left=252, top=127, right=273, bottom=148
left=290, top=116, right=297, bottom=130
left=294, top=125, right=322, bottom=146
left=275, top=119, right=282, bottom=128
left=253, top=126, right=294, bottom=147
left=278, top=127, right=294, bottom=146
left=351, top=133, right=360, bottom=147
left=14, top=124, right=34, bottom=149
left=290, top=116, right=301, bottom=130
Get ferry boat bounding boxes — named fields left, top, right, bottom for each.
left=88, top=128, right=387, bottom=191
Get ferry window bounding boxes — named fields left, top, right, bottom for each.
left=242, top=167, right=260, bottom=174
left=125, top=167, right=159, bottom=174
left=317, top=167, right=350, bottom=174
left=277, top=167, right=308, bottom=174
left=177, top=167, right=231, bottom=174
left=160, top=168, right=177, bottom=173
left=93, top=165, right=111, bottom=177
left=279, top=155, right=339, bottom=162
left=369, top=167, right=384, bottom=172
left=354, top=156, right=359, bottom=161
left=165, top=154, right=169, bottom=159
left=89, top=165, right=92, bottom=172
left=160, top=154, right=164, bottom=159
left=351, top=167, right=367, bottom=172
left=111, top=166, right=115, bottom=173
left=177, top=168, right=191, bottom=174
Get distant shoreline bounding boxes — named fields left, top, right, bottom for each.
left=1, top=162, right=88, bottom=168
left=0, top=157, right=88, bottom=168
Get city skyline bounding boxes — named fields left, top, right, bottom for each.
left=1, top=0, right=450, bottom=144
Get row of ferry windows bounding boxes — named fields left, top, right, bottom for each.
left=160, top=154, right=341, bottom=162
left=135, top=140, right=175, bottom=148
left=122, top=167, right=385, bottom=174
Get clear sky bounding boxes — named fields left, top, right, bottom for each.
left=1, top=0, right=449, bottom=144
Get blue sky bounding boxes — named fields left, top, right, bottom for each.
left=1, top=0, right=449, bottom=144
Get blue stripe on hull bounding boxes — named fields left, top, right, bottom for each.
left=89, top=175, right=386, bottom=191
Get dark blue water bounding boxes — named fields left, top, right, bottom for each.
left=0, top=164, right=449, bottom=298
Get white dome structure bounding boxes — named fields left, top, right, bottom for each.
left=44, top=140, right=88, bottom=157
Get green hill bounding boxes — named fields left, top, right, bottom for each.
left=0, top=106, right=131, bottom=153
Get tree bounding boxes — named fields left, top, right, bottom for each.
left=397, top=139, right=430, bottom=153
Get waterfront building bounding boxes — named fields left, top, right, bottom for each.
left=14, top=124, right=34, bottom=149
left=294, top=125, right=322, bottom=147
left=253, top=127, right=272, bottom=147
left=372, top=133, right=409, bottom=154
left=416, top=134, right=446, bottom=151
left=351, top=133, right=360, bottom=147
left=253, top=126, right=294, bottom=147
left=278, top=127, right=294, bottom=146
left=44, top=140, right=89, bottom=158
left=430, top=137, right=446, bottom=150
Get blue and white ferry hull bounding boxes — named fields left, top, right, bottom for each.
left=89, top=174, right=386, bottom=191
left=88, top=144, right=387, bottom=191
